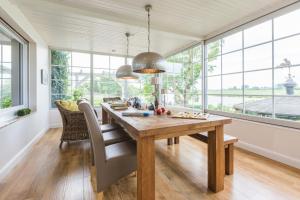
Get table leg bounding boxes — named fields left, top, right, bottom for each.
left=174, top=137, right=180, bottom=144
left=207, top=125, right=225, bottom=192
left=102, top=108, right=109, bottom=124
left=137, top=136, right=155, bottom=200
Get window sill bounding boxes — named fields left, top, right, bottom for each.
left=0, top=112, right=34, bottom=130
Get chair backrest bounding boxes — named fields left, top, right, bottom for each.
left=103, top=97, right=121, bottom=103
left=78, top=101, right=106, bottom=166
left=55, top=100, right=67, bottom=128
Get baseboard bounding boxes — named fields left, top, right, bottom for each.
left=236, top=140, right=300, bottom=169
left=49, top=123, right=62, bottom=128
left=0, top=127, right=49, bottom=181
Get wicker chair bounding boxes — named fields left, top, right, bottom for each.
left=55, top=100, right=89, bottom=148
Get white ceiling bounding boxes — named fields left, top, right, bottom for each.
left=12, top=0, right=297, bottom=56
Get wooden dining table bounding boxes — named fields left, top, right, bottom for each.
left=101, top=103, right=232, bottom=200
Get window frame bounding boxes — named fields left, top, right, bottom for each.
left=0, top=18, right=29, bottom=123
left=203, top=2, right=300, bottom=129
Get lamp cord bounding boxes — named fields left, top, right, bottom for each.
left=147, top=8, right=150, bottom=52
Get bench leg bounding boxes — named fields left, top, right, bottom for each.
left=167, top=138, right=173, bottom=145
left=225, top=144, right=234, bottom=175
left=174, top=137, right=180, bottom=144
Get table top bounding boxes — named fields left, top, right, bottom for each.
left=102, top=103, right=232, bottom=139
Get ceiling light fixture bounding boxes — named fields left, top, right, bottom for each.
left=116, top=32, right=139, bottom=80
left=132, top=4, right=165, bottom=74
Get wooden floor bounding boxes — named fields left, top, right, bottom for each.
left=1, top=128, right=300, bottom=200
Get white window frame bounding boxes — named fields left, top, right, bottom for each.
left=203, top=2, right=300, bottom=129
left=0, top=18, right=29, bottom=123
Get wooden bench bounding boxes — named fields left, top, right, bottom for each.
left=167, top=134, right=238, bottom=175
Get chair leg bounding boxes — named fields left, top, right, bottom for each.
left=174, top=136, right=180, bottom=144
left=59, top=141, right=63, bottom=148
left=225, top=144, right=234, bottom=175
left=167, top=138, right=173, bottom=145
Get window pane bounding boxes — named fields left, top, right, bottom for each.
left=223, top=95, right=243, bottom=113
left=71, top=80, right=91, bottom=100
left=207, top=40, right=221, bottom=59
left=164, top=62, right=173, bottom=73
left=244, top=43, right=272, bottom=71
left=93, top=55, right=109, bottom=68
left=126, top=58, right=133, bottom=65
left=244, top=20, right=272, bottom=47
left=207, top=76, right=221, bottom=94
left=110, top=56, right=125, bottom=70
left=275, top=96, right=300, bottom=121
left=192, top=45, right=202, bottom=63
left=72, top=52, right=90, bottom=67
left=2, top=45, right=11, bottom=62
left=222, top=73, right=243, bottom=95
left=208, top=95, right=221, bottom=111
left=207, top=56, right=221, bottom=76
left=222, top=51, right=242, bottom=74
left=244, top=95, right=273, bottom=117
left=222, top=32, right=242, bottom=53
left=244, top=70, right=272, bottom=95
left=274, top=8, right=300, bottom=39
left=274, top=66, right=300, bottom=96
left=71, top=67, right=90, bottom=81
left=173, top=62, right=184, bottom=74
left=274, top=35, right=300, bottom=67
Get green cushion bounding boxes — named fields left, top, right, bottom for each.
left=60, top=100, right=79, bottom=111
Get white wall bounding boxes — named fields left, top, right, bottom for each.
left=225, top=119, right=300, bottom=169
left=0, top=0, right=49, bottom=179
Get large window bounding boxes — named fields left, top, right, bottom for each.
left=164, top=45, right=202, bottom=111
left=51, top=50, right=155, bottom=107
left=205, top=6, right=300, bottom=124
left=0, top=19, right=28, bottom=113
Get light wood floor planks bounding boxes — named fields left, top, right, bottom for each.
left=0, top=128, right=300, bottom=200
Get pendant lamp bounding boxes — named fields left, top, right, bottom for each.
left=132, top=5, right=165, bottom=74
left=116, top=33, right=139, bottom=79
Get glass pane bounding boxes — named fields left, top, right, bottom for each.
left=164, top=62, right=173, bottom=73
left=93, top=55, right=109, bottom=68
left=222, top=51, right=243, bottom=74
left=207, top=55, right=221, bottom=76
left=207, top=95, right=221, bottom=111
left=71, top=80, right=91, bottom=100
left=71, top=67, right=90, bottom=81
left=222, top=32, right=242, bottom=53
left=2, top=45, right=11, bottom=62
left=51, top=50, right=70, bottom=66
left=207, top=40, right=221, bottom=59
left=192, top=45, right=202, bottom=63
left=244, top=70, right=272, bottom=95
left=274, top=66, right=300, bottom=96
left=274, top=35, right=300, bottom=67
left=274, top=8, right=300, bottom=39
left=173, top=62, right=184, bottom=74
left=110, top=56, right=125, bottom=70
left=72, top=52, right=90, bottom=67
left=275, top=96, right=300, bottom=121
left=222, top=73, right=243, bottom=95
left=244, top=20, right=272, bottom=47
left=244, top=95, right=272, bottom=117
left=244, top=43, right=272, bottom=71
left=51, top=65, right=69, bottom=80
left=207, top=76, right=221, bottom=94
left=2, top=63, right=11, bottom=78
left=223, top=95, right=243, bottom=113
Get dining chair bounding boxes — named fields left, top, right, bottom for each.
left=78, top=100, right=137, bottom=194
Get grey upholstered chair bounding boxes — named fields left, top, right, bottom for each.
left=78, top=101, right=137, bottom=193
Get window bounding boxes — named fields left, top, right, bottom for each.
left=0, top=19, right=28, bottom=115
left=164, top=45, right=202, bottom=111
left=205, top=6, right=300, bottom=125
left=50, top=50, right=155, bottom=108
